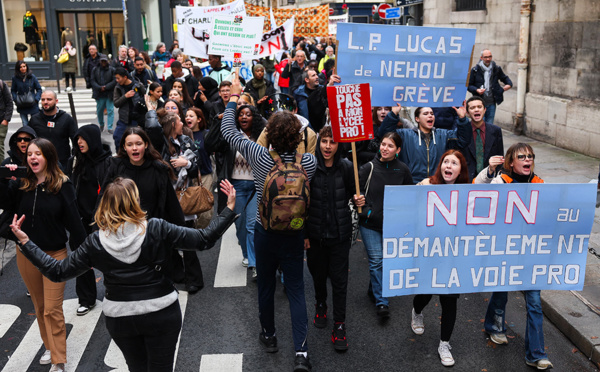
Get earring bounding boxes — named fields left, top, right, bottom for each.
left=395, top=153, right=399, bottom=158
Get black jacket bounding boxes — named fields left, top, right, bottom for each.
left=131, top=68, right=158, bottom=86
left=29, top=110, right=77, bottom=168
left=2, top=126, right=37, bottom=166
left=467, top=61, right=513, bottom=105
left=101, top=156, right=185, bottom=226
left=162, top=74, right=198, bottom=100
left=306, top=141, right=354, bottom=241
left=91, top=64, right=117, bottom=99
left=114, top=80, right=146, bottom=124
left=243, top=79, right=276, bottom=117
left=66, top=125, right=113, bottom=229
left=83, top=54, right=102, bottom=88
left=0, top=79, right=13, bottom=123
left=0, top=178, right=86, bottom=251
left=358, top=157, right=413, bottom=231
left=16, top=209, right=236, bottom=301
left=281, top=60, right=306, bottom=93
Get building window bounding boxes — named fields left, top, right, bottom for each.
left=3, top=0, right=49, bottom=62
left=455, top=0, right=486, bottom=11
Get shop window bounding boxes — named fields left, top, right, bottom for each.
left=2, top=0, right=49, bottom=62
left=456, top=0, right=486, bottom=11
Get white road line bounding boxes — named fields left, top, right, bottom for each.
left=213, top=226, right=247, bottom=288
left=199, top=354, right=243, bottom=372
left=0, top=304, right=20, bottom=338
left=105, top=291, right=189, bottom=372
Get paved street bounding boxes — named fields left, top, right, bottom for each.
left=0, top=91, right=599, bottom=371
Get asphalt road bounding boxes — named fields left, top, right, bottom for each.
left=0, top=228, right=598, bottom=372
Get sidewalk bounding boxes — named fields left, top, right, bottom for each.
left=502, top=130, right=600, bottom=365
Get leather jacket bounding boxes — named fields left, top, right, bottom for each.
left=17, top=208, right=237, bottom=301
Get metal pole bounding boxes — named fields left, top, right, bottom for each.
left=514, top=0, right=531, bottom=135
left=67, top=88, right=78, bottom=126
left=53, top=55, right=61, bottom=94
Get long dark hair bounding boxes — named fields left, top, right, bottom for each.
left=429, top=150, right=469, bottom=185
left=21, top=138, right=68, bottom=193
left=164, top=99, right=185, bottom=123
left=15, top=60, right=30, bottom=79
left=171, top=81, right=194, bottom=107
left=236, top=105, right=265, bottom=141
left=117, top=127, right=175, bottom=180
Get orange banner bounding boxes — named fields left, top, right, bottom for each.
left=245, top=4, right=330, bottom=37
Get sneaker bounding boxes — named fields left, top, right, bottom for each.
left=99, top=124, right=105, bottom=132
left=376, top=304, right=390, bottom=318
left=76, top=303, right=95, bottom=316
left=49, top=363, right=65, bottom=372
left=39, top=350, right=51, bottom=365
left=313, top=303, right=327, bottom=328
left=293, top=354, right=312, bottom=372
left=26, top=291, right=30, bottom=297
left=259, top=333, right=278, bottom=353
left=438, top=341, right=455, bottom=367
left=331, top=323, right=348, bottom=351
left=107, top=129, right=114, bottom=134
left=411, top=308, right=424, bottom=335
left=251, top=267, right=258, bottom=281
left=526, top=359, right=553, bottom=370
left=242, top=258, right=248, bottom=267
left=489, top=332, right=508, bottom=345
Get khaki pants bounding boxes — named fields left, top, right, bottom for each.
left=17, top=247, right=68, bottom=364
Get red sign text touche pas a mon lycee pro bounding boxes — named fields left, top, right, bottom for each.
left=327, top=83, right=374, bottom=143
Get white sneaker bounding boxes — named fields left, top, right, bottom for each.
left=39, top=350, right=51, bottom=365
left=526, top=359, right=553, bottom=370
left=489, top=332, right=508, bottom=345
left=252, top=267, right=258, bottom=280
left=438, top=341, right=455, bottom=367
left=411, top=308, right=424, bottom=335
left=49, top=363, right=65, bottom=372
left=242, top=258, right=248, bottom=267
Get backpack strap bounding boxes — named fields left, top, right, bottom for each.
left=294, top=151, right=302, bottom=164
left=269, top=150, right=283, bottom=165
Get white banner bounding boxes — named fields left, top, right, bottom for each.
left=176, top=0, right=246, bottom=51
left=328, top=14, right=348, bottom=35
left=208, top=15, right=264, bottom=60
left=258, top=18, right=294, bottom=58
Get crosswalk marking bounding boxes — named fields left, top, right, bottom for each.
left=214, top=226, right=247, bottom=288
left=199, top=354, right=243, bottom=372
left=0, top=305, right=20, bottom=338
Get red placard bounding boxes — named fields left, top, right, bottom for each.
left=327, top=83, right=374, bottom=143
left=233, top=53, right=242, bottom=67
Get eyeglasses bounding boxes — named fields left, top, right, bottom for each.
left=516, top=154, right=535, bottom=160
left=16, top=137, right=32, bottom=143
left=165, top=106, right=178, bottom=111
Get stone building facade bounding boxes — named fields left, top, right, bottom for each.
left=423, top=0, right=600, bottom=158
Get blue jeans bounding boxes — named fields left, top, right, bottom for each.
left=113, top=120, right=137, bottom=150
left=484, top=103, right=497, bottom=124
left=232, top=179, right=257, bottom=267
left=20, top=113, right=33, bottom=126
left=484, top=290, right=547, bottom=362
left=360, top=226, right=388, bottom=306
left=280, top=87, right=290, bottom=94
left=96, top=97, right=115, bottom=129
left=255, top=223, right=308, bottom=352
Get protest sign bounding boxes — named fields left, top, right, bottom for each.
left=258, top=18, right=294, bottom=58
left=329, top=14, right=348, bottom=35
left=245, top=3, right=329, bottom=37
left=382, top=183, right=596, bottom=297
left=176, top=0, right=246, bottom=56
left=336, top=23, right=476, bottom=107
left=327, top=83, right=374, bottom=143
left=208, top=15, right=264, bottom=60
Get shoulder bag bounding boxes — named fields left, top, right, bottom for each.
left=176, top=177, right=214, bottom=215
left=15, top=79, right=36, bottom=109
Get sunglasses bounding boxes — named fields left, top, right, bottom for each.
left=16, top=137, right=32, bottom=143
left=516, top=154, right=535, bottom=160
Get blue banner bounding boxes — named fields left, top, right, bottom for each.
left=382, top=183, right=596, bottom=297
left=336, top=23, right=476, bottom=107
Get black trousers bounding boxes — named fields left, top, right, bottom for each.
left=413, top=294, right=458, bottom=342
left=64, top=73, right=76, bottom=88
left=306, top=238, right=351, bottom=323
left=105, top=301, right=182, bottom=372
left=75, top=224, right=98, bottom=307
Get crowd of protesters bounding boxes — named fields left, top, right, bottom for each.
left=0, top=33, right=566, bottom=372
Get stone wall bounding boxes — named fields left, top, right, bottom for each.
left=423, top=0, right=600, bottom=158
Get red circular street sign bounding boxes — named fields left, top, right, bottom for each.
left=329, top=7, right=334, bottom=15
left=372, top=4, right=378, bottom=15
left=378, top=3, right=391, bottom=19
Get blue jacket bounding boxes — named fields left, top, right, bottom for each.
left=11, top=74, right=42, bottom=115
left=378, top=111, right=471, bottom=183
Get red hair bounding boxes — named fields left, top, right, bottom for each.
left=429, top=150, right=469, bottom=184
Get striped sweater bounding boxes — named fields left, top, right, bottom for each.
left=221, top=102, right=317, bottom=225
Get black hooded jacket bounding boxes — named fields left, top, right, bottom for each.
left=306, top=139, right=355, bottom=241
left=66, top=125, right=113, bottom=229
left=2, top=126, right=37, bottom=166
left=29, top=109, right=77, bottom=168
